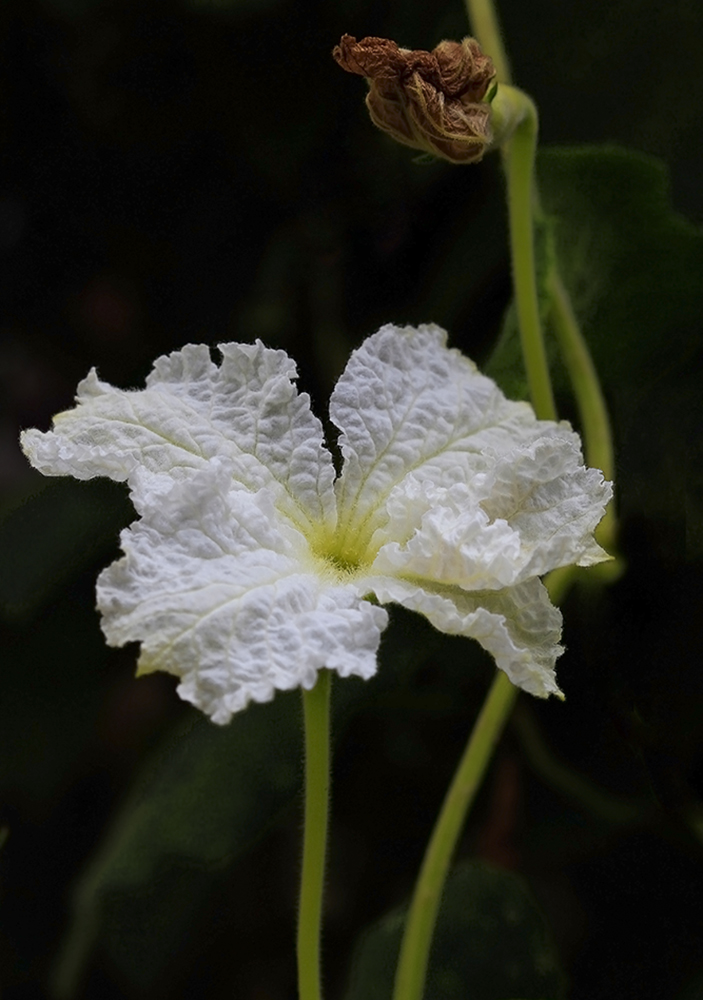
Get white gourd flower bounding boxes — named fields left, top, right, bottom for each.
left=21, top=324, right=612, bottom=724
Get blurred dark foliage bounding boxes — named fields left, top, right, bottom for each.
left=1, top=0, right=703, bottom=998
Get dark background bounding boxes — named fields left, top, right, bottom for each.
left=2, top=0, right=703, bottom=998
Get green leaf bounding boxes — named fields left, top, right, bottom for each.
left=52, top=692, right=303, bottom=997
left=52, top=604, right=489, bottom=996
left=486, top=145, right=703, bottom=555
left=344, top=860, right=566, bottom=1000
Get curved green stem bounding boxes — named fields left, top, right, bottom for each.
left=468, top=0, right=617, bottom=511
left=464, top=0, right=511, bottom=83
left=390, top=567, right=575, bottom=1000
left=546, top=269, right=618, bottom=553
left=392, top=671, right=519, bottom=1000
left=494, top=86, right=556, bottom=422
left=546, top=269, right=613, bottom=477
left=392, top=83, right=555, bottom=1000
left=391, top=5, right=620, bottom=998
left=297, top=670, right=332, bottom=1000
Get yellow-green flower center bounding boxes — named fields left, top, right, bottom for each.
left=306, top=520, right=377, bottom=581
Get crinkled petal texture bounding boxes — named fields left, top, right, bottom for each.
left=361, top=575, right=563, bottom=698
left=20, top=323, right=612, bottom=720
left=369, top=431, right=608, bottom=588
left=331, top=325, right=610, bottom=571
left=331, top=323, right=611, bottom=696
left=97, top=461, right=387, bottom=723
left=20, top=342, right=337, bottom=533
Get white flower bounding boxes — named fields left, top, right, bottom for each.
left=20, top=324, right=611, bottom=724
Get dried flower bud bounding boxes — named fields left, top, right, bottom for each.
left=333, top=34, right=496, bottom=164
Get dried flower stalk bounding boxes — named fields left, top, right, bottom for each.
left=333, top=34, right=496, bottom=163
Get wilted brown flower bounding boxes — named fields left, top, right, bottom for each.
left=333, top=34, right=496, bottom=164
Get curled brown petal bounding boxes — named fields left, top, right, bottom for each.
left=332, top=35, right=408, bottom=84
left=332, top=34, right=496, bottom=164
left=432, top=38, right=495, bottom=101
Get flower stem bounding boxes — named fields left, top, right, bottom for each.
left=390, top=79, right=554, bottom=1000
left=392, top=670, right=519, bottom=1000
left=545, top=271, right=612, bottom=477
left=297, top=669, right=332, bottom=1000
left=466, top=0, right=556, bottom=420
left=469, top=0, right=615, bottom=487
left=391, top=4, right=619, bottom=997
left=493, top=85, right=557, bottom=423
left=546, top=268, right=619, bottom=554
left=464, top=0, right=511, bottom=84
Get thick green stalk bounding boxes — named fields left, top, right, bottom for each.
left=390, top=561, right=577, bottom=1000
left=391, top=83, right=554, bottom=1000
left=468, top=0, right=616, bottom=517
left=297, top=670, right=332, bottom=1000
left=392, top=671, right=519, bottom=1000
left=392, top=4, right=619, bottom=997
left=464, top=0, right=511, bottom=83
left=546, top=269, right=618, bottom=553
left=546, top=273, right=612, bottom=478
left=496, top=86, right=556, bottom=422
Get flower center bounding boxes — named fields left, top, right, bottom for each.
left=307, top=523, right=374, bottom=581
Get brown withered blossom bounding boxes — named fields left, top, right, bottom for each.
left=333, top=35, right=496, bottom=164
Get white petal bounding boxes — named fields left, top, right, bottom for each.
left=20, top=342, right=336, bottom=532
left=363, top=574, right=564, bottom=697
left=97, top=464, right=387, bottom=724
left=329, top=323, right=549, bottom=554
left=474, top=429, right=612, bottom=578
left=371, top=479, right=523, bottom=589
left=371, top=430, right=612, bottom=589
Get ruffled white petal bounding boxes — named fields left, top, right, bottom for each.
left=370, top=478, right=523, bottom=589
left=330, top=323, right=546, bottom=549
left=362, top=574, right=564, bottom=697
left=97, top=462, right=387, bottom=724
left=20, top=342, right=337, bottom=532
left=370, top=428, right=612, bottom=590
left=20, top=324, right=613, bottom=716
left=474, top=429, right=612, bottom=578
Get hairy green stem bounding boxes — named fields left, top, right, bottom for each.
left=391, top=82, right=554, bottom=1000
left=494, top=86, right=557, bottom=422
left=464, top=0, right=511, bottom=83
left=391, top=3, right=620, bottom=996
left=297, top=670, right=332, bottom=1000
left=546, top=272, right=612, bottom=478
left=468, top=0, right=616, bottom=509
left=390, top=565, right=572, bottom=1000
left=546, top=269, right=618, bottom=554
left=392, top=671, right=519, bottom=1000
